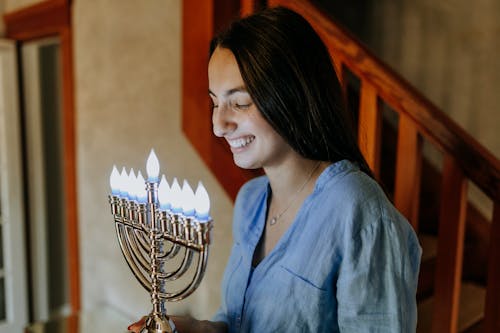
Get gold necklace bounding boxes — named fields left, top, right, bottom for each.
left=269, top=161, right=321, bottom=226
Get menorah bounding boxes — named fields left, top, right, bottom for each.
left=108, top=150, right=213, bottom=333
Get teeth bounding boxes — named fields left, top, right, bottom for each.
left=228, top=136, right=255, bottom=148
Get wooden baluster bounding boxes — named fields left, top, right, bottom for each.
left=432, top=156, right=468, bottom=333
left=484, top=202, right=500, bottom=332
left=394, top=115, right=422, bottom=230
left=357, top=81, right=381, bottom=178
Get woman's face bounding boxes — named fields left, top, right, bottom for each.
left=208, top=47, right=293, bottom=170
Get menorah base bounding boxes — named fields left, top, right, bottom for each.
left=134, top=313, right=177, bottom=333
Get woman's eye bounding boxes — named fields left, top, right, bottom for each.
left=233, top=102, right=251, bottom=110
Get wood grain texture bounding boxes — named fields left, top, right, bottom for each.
left=357, top=80, right=381, bottom=178
left=240, top=0, right=257, bottom=16
left=484, top=203, right=500, bottom=333
left=4, top=0, right=69, bottom=41
left=182, top=0, right=262, bottom=200
left=432, top=156, right=467, bottom=333
left=394, top=115, right=422, bottom=229
left=182, top=0, right=214, bottom=167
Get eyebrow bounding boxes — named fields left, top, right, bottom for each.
left=208, top=86, right=248, bottom=98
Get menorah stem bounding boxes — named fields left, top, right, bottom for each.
left=142, top=181, right=177, bottom=333
left=150, top=228, right=165, bottom=316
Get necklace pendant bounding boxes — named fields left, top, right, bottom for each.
left=269, top=217, right=278, bottom=225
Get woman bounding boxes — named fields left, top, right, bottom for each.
left=131, top=6, right=421, bottom=333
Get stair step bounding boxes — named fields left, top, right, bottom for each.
left=417, top=282, right=485, bottom=332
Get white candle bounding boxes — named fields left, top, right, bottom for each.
left=181, top=180, right=196, bottom=217
left=110, top=165, right=120, bottom=195
left=170, top=178, right=183, bottom=213
left=119, top=167, right=129, bottom=197
left=194, top=181, right=211, bottom=222
left=158, top=175, right=171, bottom=210
left=136, top=171, right=147, bottom=203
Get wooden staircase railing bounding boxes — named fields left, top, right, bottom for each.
left=182, top=1, right=500, bottom=332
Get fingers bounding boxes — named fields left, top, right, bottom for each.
left=128, top=316, right=147, bottom=333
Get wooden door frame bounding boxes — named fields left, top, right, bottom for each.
left=3, top=0, right=80, bottom=313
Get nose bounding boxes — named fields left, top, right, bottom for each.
left=212, top=104, right=236, bottom=137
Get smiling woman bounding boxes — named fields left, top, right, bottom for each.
left=208, top=47, right=290, bottom=170
left=131, top=6, right=421, bottom=333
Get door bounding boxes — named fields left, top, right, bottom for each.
left=21, top=37, right=70, bottom=321
left=0, top=39, right=29, bottom=332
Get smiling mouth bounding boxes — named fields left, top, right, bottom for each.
left=227, top=136, right=255, bottom=149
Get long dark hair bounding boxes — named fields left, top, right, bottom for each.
left=210, top=7, right=372, bottom=176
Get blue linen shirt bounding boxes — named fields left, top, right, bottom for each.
left=213, top=160, right=422, bottom=332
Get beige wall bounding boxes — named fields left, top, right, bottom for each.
left=373, top=0, right=500, bottom=158
left=72, top=0, right=233, bottom=320
left=4, top=0, right=39, bottom=12
left=0, top=0, right=234, bottom=321
left=371, top=0, right=499, bottom=215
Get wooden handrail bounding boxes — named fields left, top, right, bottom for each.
left=268, top=0, right=499, bottom=201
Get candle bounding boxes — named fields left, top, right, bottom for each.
left=181, top=180, right=196, bottom=217
left=170, top=178, right=182, bottom=214
left=119, top=167, right=129, bottom=198
left=110, top=165, right=120, bottom=195
left=194, top=181, right=211, bottom=222
left=128, top=168, right=137, bottom=201
left=158, top=175, right=171, bottom=210
left=136, top=171, right=147, bottom=203
left=146, top=149, right=160, bottom=182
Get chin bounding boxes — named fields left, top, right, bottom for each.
left=233, top=155, right=261, bottom=170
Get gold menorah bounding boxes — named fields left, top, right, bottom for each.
left=108, top=150, right=213, bottom=333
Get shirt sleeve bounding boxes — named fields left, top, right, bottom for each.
left=336, top=216, right=421, bottom=333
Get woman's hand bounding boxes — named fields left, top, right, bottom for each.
left=127, top=316, right=146, bottom=332
left=127, top=315, right=227, bottom=333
